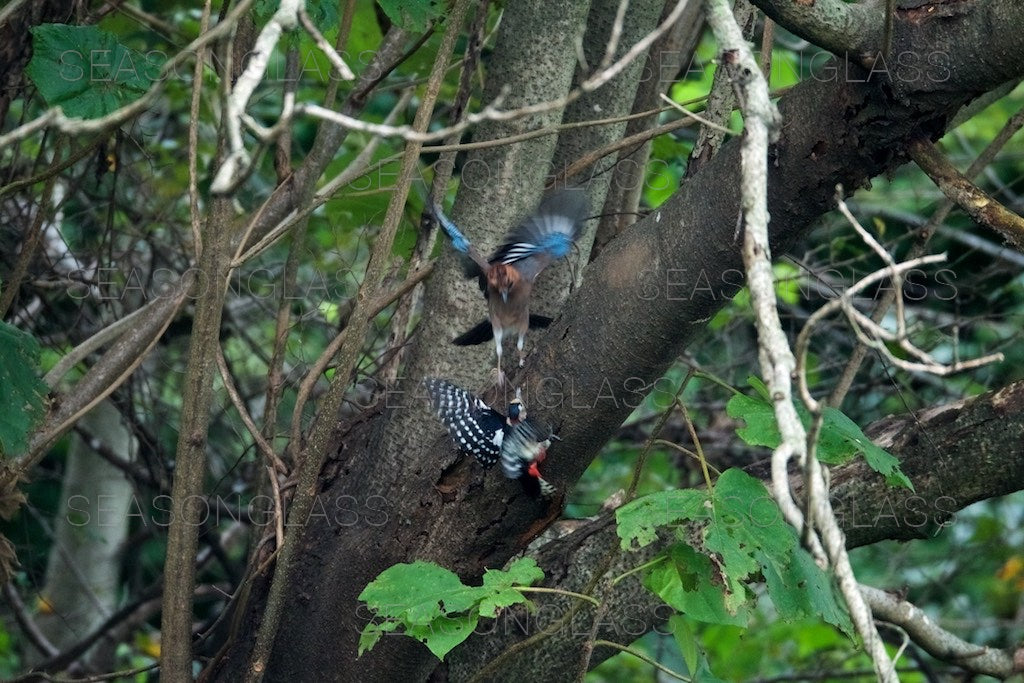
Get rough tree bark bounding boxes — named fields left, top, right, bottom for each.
left=445, top=380, right=1024, bottom=681
left=212, top=1, right=1024, bottom=681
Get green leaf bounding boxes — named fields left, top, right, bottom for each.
left=668, top=614, right=699, bottom=675
left=727, top=380, right=913, bottom=489
left=706, top=469, right=795, bottom=581
left=377, top=0, right=442, bottom=33
left=761, top=547, right=854, bottom=637
left=407, top=613, right=479, bottom=660
left=616, top=468, right=855, bottom=640
left=358, top=561, right=479, bottom=625
left=693, top=654, right=729, bottom=683
left=358, top=558, right=543, bottom=660
left=615, top=488, right=708, bottom=550
left=819, top=408, right=914, bottom=490
left=357, top=619, right=396, bottom=657
left=773, top=262, right=801, bottom=305
left=726, top=386, right=778, bottom=448
left=26, top=24, right=157, bottom=119
left=0, top=322, right=48, bottom=456
left=645, top=544, right=750, bottom=626
left=479, top=558, right=544, bottom=617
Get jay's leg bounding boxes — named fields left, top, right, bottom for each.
left=493, top=326, right=505, bottom=386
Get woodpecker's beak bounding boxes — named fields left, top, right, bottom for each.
left=501, top=290, right=509, bottom=303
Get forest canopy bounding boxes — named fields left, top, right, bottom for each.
left=1, top=0, right=1023, bottom=681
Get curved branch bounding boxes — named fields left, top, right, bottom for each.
left=862, top=585, right=1021, bottom=678
left=749, top=0, right=881, bottom=58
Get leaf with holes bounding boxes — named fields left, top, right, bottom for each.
left=727, top=378, right=913, bottom=490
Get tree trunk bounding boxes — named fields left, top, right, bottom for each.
left=211, top=2, right=1024, bottom=681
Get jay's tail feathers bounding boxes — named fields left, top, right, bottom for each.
left=451, top=315, right=555, bottom=346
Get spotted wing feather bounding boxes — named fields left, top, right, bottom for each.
left=423, top=378, right=505, bottom=466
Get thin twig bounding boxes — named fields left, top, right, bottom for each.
left=4, top=583, right=59, bottom=659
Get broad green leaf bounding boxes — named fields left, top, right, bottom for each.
left=616, top=488, right=708, bottom=550
left=727, top=380, right=913, bottom=489
left=0, top=322, right=48, bottom=456
left=407, top=613, right=479, bottom=660
left=616, top=468, right=854, bottom=640
left=761, top=547, right=853, bottom=637
left=668, top=614, right=699, bottom=675
left=484, top=557, right=544, bottom=588
left=645, top=544, right=750, bottom=626
left=706, top=469, right=795, bottom=582
left=358, top=561, right=479, bottom=625
left=358, top=558, right=543, bottom=660
left=26, top=25, right=157, bottom=119
left=819, top=408, right=914, bottom=490
left=479, top=558, right=545, bottom=617
left=377, top=0, right=442, bottom=33
left=726, top=388, right=778, bottom=448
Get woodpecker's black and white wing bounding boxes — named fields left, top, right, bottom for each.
left=423, top=378, right=506, bottom=466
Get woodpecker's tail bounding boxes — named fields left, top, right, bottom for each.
left=518, top=472, right=556, bottom=498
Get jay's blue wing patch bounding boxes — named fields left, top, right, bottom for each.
left=432, top=203, right=473, bottom=254
left=492, top=188, right=588, bottom=266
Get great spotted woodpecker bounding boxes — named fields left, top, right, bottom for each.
left=423, top=378, right=556, bottom=497
left=431, top=188, right=589, bottom=384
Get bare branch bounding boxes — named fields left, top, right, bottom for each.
left=909, top=137, right=1024, bottom=252
left=211, top=0, right=301, bottom=193
left=297, top=6, right=355, bottom=80
left=704, top=0, right=895, bottom=678
left=862, top=585, right=1021, bottom=678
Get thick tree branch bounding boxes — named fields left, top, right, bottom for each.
left=749, top=0, right=881, bottom=58
left=751, top=0, right=1024, bottom=101
left=241, top=3, right=472, bottom=680
left=448, top=380, right=1024, bottom=680
left=217, top=3, right=1024, bottom=681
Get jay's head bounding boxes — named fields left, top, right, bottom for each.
left=488, top=263, right=521, bottom=303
